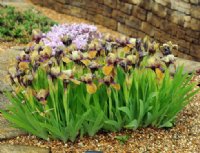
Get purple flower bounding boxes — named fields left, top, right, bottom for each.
left=41, top=23, right=102, bottom=53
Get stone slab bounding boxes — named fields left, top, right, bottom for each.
left=0, top=94, right=11, bottom=110
left=0, top=48, right=20, bottom=71
left=0, top=47, right=21, bottom=92
left=0, top=116, right=26, bottom=140
left=0, top=70, right=11, bottom=92
left=0, top=144, right=50, bottom=153
left=176, top=57, right=200, bottom=74
left=0, top=1, right=33, bottom=11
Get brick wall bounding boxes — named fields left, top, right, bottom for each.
left=31, top=0, right=200, bottom=61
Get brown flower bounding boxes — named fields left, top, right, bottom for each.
left=36, top=89, right=49, bottom=105
left=100, top=76, right=120, bottom=90
left=88, top=61, right=101, bottom=73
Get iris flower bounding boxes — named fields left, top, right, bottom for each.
left=36, top=89, right=49, bottom=105
left=81, top=73, right=97, bottom=94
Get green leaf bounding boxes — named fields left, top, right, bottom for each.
left=115, top=135, right=130, bottom=144
left=118, top=107, right=132, bottom=120
left=159, top=121, right=173, bottom=128
left=104, top=120, right=121, bottom=131
left=125, top=119, right=138, bottom=129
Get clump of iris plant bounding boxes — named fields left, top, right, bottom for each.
left=2, top=24, right=198, bottom=142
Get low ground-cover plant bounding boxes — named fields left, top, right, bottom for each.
left=1, top=24, right=198, bottom=142
left=0, top=6, right=57, bottom=43
left=42, top=24, right=101, bottom=50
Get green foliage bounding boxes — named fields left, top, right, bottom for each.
left=0, top=6, right=57, bottom=43
left=115, top=135, right=130, bottom=144
left=1, top=66, right=198, bottom=142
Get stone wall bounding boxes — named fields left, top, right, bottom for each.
left=31, top=0, right=200, bottom=61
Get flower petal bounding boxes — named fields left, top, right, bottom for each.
left=111, top=83, right=121, bottom=90
left=81, top=59, right=90, bottom=66
left=123, top=46, right=131, bottom=54
left=62, top=57, right=71, bottom=64
left=59, top=73, right=68, bottom=80
left=19, top=62, right=29, bottom=71
left=70, top=79, right=81, bottom=85
left=41, top=46, right=52, bottom=56
left=127, top=44, right=134, bottom=48
left=155, top=68, right=164, bottom=81
left=36, top=89, right=49, bottom=100
left=30, top=51, right=39, bottom=62
left=51, top=67, right=61, bottom=76
left=102, top=65, right=114, bottom=76
left=86, top=83, right=97, bottom=94
left=88, top=51, right=97, bottom=59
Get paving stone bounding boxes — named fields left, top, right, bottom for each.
left=0, top=94, right=11, bottom=111
left=0, top=47, right=21, bottom=92
left=10, top=46, right=26, bottom=51
left=176, top=58, right=200, bottom=74
left=0, top=70, right=11, bottom=92
left=0, top=48, right=20, bottom=71
left=0, top=116, right=26, bottom=140
left=0, top=144, right=50, bottom=153
left=0, top=0, right=33, bottom=11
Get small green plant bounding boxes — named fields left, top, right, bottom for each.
left=115, top=135, right=130, bottom=144
left=0, top=6, right=57, bottom=43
